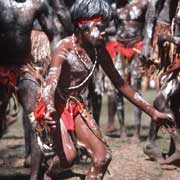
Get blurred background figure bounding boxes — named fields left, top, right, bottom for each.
left=104, top=0, right=150, bottom=142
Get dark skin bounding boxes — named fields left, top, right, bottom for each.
left=116, top=0, right=149, bottom=43
left=141, top=0, right=180, bottom=165
left=141, top=0, right=178, bottom=62
left=104, top=0, right=149, bottom=140
left=0, top=0, right=73, bottom=179
left=50, top=0, right=74, bottom=35
left=0, top=0, right=73, bottom=64
left=0, top=0, right=58, bottom=64
left=42, top=20, right=175, bottom=179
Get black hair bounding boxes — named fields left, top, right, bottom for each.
left=116, top=0, right=129, bottom=8
left=70, top=0, right=113, bottom=23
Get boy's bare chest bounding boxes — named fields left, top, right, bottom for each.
left=66, top=50, right=95, bottom=74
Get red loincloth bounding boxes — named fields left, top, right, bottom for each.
left=106, top=41, right=143, bottom=62
left=106, top=41, right=119, bottom=61
left=33, top=97, right=84, bottom=131
left=55, top=100, right=83, bottom=131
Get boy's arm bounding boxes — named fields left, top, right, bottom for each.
left=98, top=46, right=174, bottom=128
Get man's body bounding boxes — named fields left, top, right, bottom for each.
left=32, top=0, right=175, bottom=179
left=105, top=0, right=149, bottom=141
left=141, top=0, right=180, bottom=164
left=0, top=0, right=73, bottom=179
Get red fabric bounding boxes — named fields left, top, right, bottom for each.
left=174, top=58, right=180, bottom=64
left=33, top=98, right=47, bottom=122
left=0, top=66, right=17, bottom=87
left=56, top=101, right=83, bottom=131
left=33, top=98, right=84, bottom=131
left=106, top=41, right=119, bottom=61
left=78, top=16, right=103, bottom=24
left=106, top=41, right=143, bottom=62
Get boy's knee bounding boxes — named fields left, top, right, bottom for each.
left=94, top=150, right=112, bottom=168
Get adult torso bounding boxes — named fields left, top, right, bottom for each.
left=0, top=0, right=43, bottom=64
left=116, top=0, right=149, bottom=40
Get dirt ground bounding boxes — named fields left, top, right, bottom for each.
left=0, top=89, right=180, bottom=180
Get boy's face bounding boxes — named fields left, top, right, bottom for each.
left=81, top=21, right=107, bottom=47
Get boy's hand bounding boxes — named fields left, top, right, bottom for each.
left=44, top=107, right=57, bottom=129
left=153, top=111, right=175, bottom=133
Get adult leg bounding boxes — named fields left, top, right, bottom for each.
left=0, top=86, right=10, bottom=138
left=91, top=93, right=102, bottom=126
left=160, top=92, right=180, bottom=165
left=144, top=93, right=172, bottom=161
left=88, top=68, right=103, bottom=125
left=115, top=92, right=127, bottom=138
left=129, top=56, right=142, bottom=142
left=104, top=54, right=119, bottom=134
left=160, top=130, right=180, bottom=165
left=5, top=94, right=20, bottom=127
left=88, top=80, right=102, bottom=125
left=75, top=110, right=112, bottom=179
left=22, top=110, right=32, bottom=167
left=105, top=94, right=117, bottom=133
left=114, top=54, right=126, bottom=138
left=144, top=74, right=179, bottom=161
left=143, top=120, right=163, bottom=160
left=141, top=75, right=149, bottom=92
left=18, top=78, right=42, bottom=180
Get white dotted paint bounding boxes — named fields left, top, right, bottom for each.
left=129, top=6, right=141, bottom=19
left=43, top=84, right=52, bottom=97
left=146, top=23, right=154, bottom=38
left=134, top=92, right=150, bottom=105
left=162, top=78, right=179, bottom=98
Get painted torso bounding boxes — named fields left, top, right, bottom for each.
left=56, top=37, right=96, bottom=100
left=116, top=0, right=149, bottom=40
left=0, top=0, right=43, bottom=64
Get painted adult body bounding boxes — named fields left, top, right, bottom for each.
left=0, top=0, right=73, bottom=180
left=104, top=0, right=149, bottom=141
left=141, top=0, right=180, bottom=165
left=141, top=0, right=178, bottom=61
left=33, top=0, right=175, bottom=179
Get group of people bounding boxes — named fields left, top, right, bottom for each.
left=0, top=0, right=178, bottom=180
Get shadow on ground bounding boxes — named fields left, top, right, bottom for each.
left=0, top=170, right=86, bottom=180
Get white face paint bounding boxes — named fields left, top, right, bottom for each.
left=90, top=26, right=101, bottom=39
